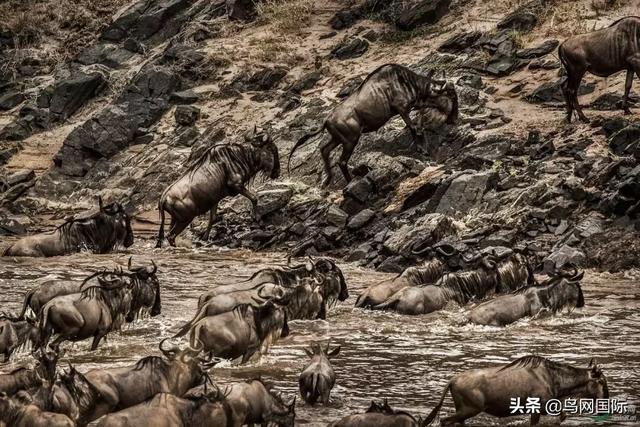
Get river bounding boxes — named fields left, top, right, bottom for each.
left=0, top=241, right=638, bottom=426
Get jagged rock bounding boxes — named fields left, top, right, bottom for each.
left=395, top=0, right=451, bottom=31
left=123, top=38, right=146, bottom=54
left=329, top=9, right=363, bottom=30
left=361, top=29, right=379, bottom=42
left=170, top=89, right=200, bottom=104
left=457, top=73, right=483, bottom=89
left=331, top=37, right=369, bottom=60
left=0, top=105, right=50, bottom=141
left=101, top=0, right=195, bottom=42
left=336, top=76, right=363, bottom=98
left=497, top=6, right=537, bottom=32
left=346, top=243, right=371, bottom=262
left=600, top=116, right=629, bottom=137
left=0, top=92, right=25, bottom=111
left=238, top=67, right=288, bottom=91
left=175, top=105, right=200, bottom=126
left=526, top=80, right=595, bottom=104
left=529, top=140, right=555, bottom=161
left=76, top=44, right=134, bottom=68
left=257, top=188, right=293, bottom=217
left=377, top=255, right=406, bottom=273
left=326, top=205, right=348, bottom=227
left=543, top=244, right=586, bottom=272
left=528, top=58, right=561, bottom=70
left=516, top=39, right=559, bottom=59
left=0, top=216, right=26, bottom=235
left=49, top=71, right=107, bottom=120
left=486, top=40, right=521, bottom=76
left=439, top=31, right=482, bottom=53
left=0, top=180, right=35, bottom=205
left=54, top=67, right=180, bottom=176
left=609, top=125, right=640, bottom=158
left=347, top=208, right=375, bottom=230
left=226, top=0, right=256, bottom=21
left=435, top=170, right=498, bottom=217
left=344, top=177, right=374, bottom=203
left=383, top=213, right=457, bottom=255
left=289, top=71, right=322, bottom=94
left=7, top=169, right=35, bottom=186
left=174, top=126, right=199, bottom=146
left=590, top=92, right=639, bottom=111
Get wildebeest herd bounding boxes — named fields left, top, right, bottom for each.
left=1, top=16, right=635, bottom=426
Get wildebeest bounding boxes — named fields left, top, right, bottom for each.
left=0, top=314, right=39, bottom=360
left=354, top=244, right=455, bottom=309
left=559, top=16, right=640, bottom=122
left=299, top=342, right=340, bottom=405
left=95, top=390, right=233, bottom=427
left=329, top=399, right=420, bottom=427
left=39, top=275, right=134, bottom=351
left=3, top=198, right=133, bottom=257
left=175, top=283, right=291, bottom=337
left=81, top=339, right=217, bottom=422
left=156, top=127, right=281, bottom=247
left=468, top=267, right=585, bottom=326
left=288, top=64, right=459, bottom=187
left=424, top=356, right=609, bottom=425
left=188, top=302, right=289, bottom=363
left=19, top=258, right=160, bottom=321
left=284, top=278, right=327, bottom=320
left=0, top=367, right=43, bottom=395
left=0, top=393, right=74, bottom=427
left=225, top=378, right=296, bottom=426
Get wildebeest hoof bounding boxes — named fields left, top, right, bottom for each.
left=624, top=108, right=632, bottom=115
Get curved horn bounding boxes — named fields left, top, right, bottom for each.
left=159, top=338, right=180, bottom=358
left=410, top=239, right=433, bottom=256
left=462, top=252, right=481, bottom=263
left=146, top=260, right=157, bottom=275
left=98, top=196, right=104, bottom=211
left=481, top=256, right=497, bottom=270
left=128, top=256, right=133, bottom=271
left=435, top=243, right=456, bottom=257
left=257, top=286, right=270, bottom=300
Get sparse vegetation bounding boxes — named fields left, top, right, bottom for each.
left=255, top=0, right=315, bottom=34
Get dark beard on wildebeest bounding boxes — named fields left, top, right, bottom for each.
left=2, top=199, right=133, bottom=257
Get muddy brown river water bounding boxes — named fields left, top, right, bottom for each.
left=0, top=241, right=638, bottom=426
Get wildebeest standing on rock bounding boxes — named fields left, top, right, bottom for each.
left=156, top=127, right=281, bottom=247
left=330, top=399, right=421, bottom=427
left=468, top=267, right=585, bottom=326
left=424, top=356, right=609, bottom=425
left=299, top=341, right=340, bottom=405
left=3, top=198, right=133, bottom=257
left=559, top=16, right=640, bottom=122
left=288, top=63, right=459, bottom=187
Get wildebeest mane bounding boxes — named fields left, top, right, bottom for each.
left=608, top=16, right=640, bottom=27
left=62, top=368, right=99, bottom=425
left=499, top=355, right=583, bottom=377
left=436, top=269, right=497, bottom=305
left=186, top=143, right=258, bottom=182
left=133, top=355, right=171, bottom=374
left=57, top=206, right=125, bottom=253
left=404, top=260, right=444, bottom=286
left=496, top=258, right=530, bottom=292
left=351, top=63, right=425, bottom=97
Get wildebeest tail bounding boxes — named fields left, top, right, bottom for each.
left=156, top=190, right=169, bottom=248
left=189, top=321, right=204, bottom=349
left=287, top=125, right=325, bottom=173
left=300, top=372, right=322, bottom=404
left=38, top=302, right=54, bottom=349
left=18, top=289, right=36, bottom=320
left=174, top=305, right=207, bottom=338
left=422, top=381, right=452, bottom=426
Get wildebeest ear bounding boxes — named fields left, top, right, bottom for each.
left=98, top=196, right=104, bottom=211
left=327, top=346, right=341, bottom=358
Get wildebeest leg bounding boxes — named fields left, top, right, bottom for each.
left=90, top=334, right=104, bottom=351
left=531, top=413, right=541, bottom=425
left=338, top=141, right=356, bottom=183
left=568, top=71, right=588, bottom=122
left=441, top=408, right=476, bottom=426
left=623, top=69, right=634, bottom=115
left=561, top=79, right=574, bottom=123
left=167, top=219, right=189, bottom=247
left=399, top=110, right=419, bottom=141
left=202, top=205, right=218, bottom=241
left=241, top=188, right=259, bottom=221
left=319, top=138, right=340, bottom=188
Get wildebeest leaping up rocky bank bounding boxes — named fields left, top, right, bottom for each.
left=288, top=63, right=458, bottom=187
left=156, top=126, right=281, bottom=247
left=3, top=198, right=133, bottom=257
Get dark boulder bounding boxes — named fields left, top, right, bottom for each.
left=329, top=9, right=363, bottom=30
left=257, top=188, right=293, bottom=217
left=438, top=31, right=482, bottom=53
left=486, top=40, right=521, bottom=76
left=170, top=89, right=200, bottom=104
left=497, top=3, right=538, bottom=33
left=289, top=71, right=322, bottom=94
left=590, top=92, right=639, bottom=111
left=526, top=79, right=595, bottom=104
left=543, top=244, right=586, bottom=273
left=344, top=177, right=375, bottom=203
left=49, top=71, right=107, bottom=121
left=609, top=125, right=640, bottom=158
left=76, top=44, right=134, bottom=68
left=331, top=37, right=369, bottom=60
left=395, top=0, right=451, bottom=31
left=0, top=216, right=26, bottom=236
left=175, top=105, right=200, bottom=126
left=326, top=205, right=348, bottom=227
left=347, top=208, right=375, bottom=230
left=226, top=0, right=256, bottom=21
left=516, top=39, right=559, bottom=59
left=123, top=38, right=146, bottom=54
left=0, top=92, right=25, bottom=111
left=434, top=170, right=498, bottom=218
left=240, top=67, right=288, bottom=91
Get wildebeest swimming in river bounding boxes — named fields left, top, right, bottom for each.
left=299, top=341, right=340, bottom=405
left=424, top=355, right=609, bottom=426
left=0, top=313, right=39, bottom=360
left=3, top=198, right=133, bottom=257
left=468, top=267, right=585, bottom=326
left=559, top=16, right=640, bottom=122
left=330, top=399, right=421, bottom=427
left=225, top=378, right=296, bottom=426
left=156, top=127, right=281, bottom=247
left=0, top=393, right=74, bottom=427
left=288, top=63, right=459, bottom=187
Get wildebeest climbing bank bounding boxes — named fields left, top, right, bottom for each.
left=0, top=0, right=639, bottom=426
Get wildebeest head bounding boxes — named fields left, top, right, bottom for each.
left=312, top=258, right=349, bottom=302
left=585, top=359, right=609, bottom=400
left=126, top=257, right=161, bottom=318
left=255, top=301, right=289, bottom=340
left=33, top=347, right=60, bottom=383
left=246, top=126, right=280, bottom=179
left=304, top=341, right=341, bottom=360
left=419, top=73, right=459, bottom=126
left=264, top=393, right=296, bottom=427
left=158, top=338, right=219, bottom=388
left=97, top=197, right=134, bottom=248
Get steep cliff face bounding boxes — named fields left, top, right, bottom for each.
left=1, top=0, right=640, bottom=271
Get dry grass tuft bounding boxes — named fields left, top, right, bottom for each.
left=255, top=0, right=315, bottom=34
